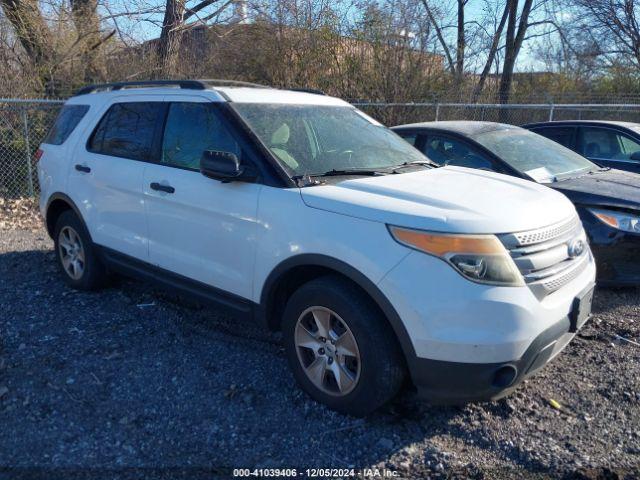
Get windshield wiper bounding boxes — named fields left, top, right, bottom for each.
left=392, top=160, right=438, bottom=171
left=312, top=168, right=391, bottom=177
left=291, top=169, right=390, bottom=187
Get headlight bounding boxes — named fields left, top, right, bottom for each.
left=388, top=226, right=524, bottom=286
left=589, top=208, right=640, bottom=234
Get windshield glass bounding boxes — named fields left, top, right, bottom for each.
left=233, top=104, right=428, bottom=176
left=472, top=127, right=598, bottom=182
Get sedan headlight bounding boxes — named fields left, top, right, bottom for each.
left=589, top=208, right=640, bottom=234
left=389, top=226, right=524, bottom=286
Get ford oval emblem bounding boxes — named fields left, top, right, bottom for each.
left=568, top=239, right=585, bottom=258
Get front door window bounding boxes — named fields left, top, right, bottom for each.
left=580, top=127, right=640, bottom=161
left=423, top=135, right=495, bottom=170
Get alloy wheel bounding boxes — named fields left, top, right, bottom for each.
left=294, top=306, right=361, bottom=396
left=58, top=226, right=85, bottom=280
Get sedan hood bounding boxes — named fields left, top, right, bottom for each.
left=550, top=169, right=640, bottom=210
left=301, top=166, right=576, bottom=234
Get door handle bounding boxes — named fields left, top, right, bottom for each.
left=75, top=164, right=91, bottom=173
left=150, top=182, right=175, bottom=194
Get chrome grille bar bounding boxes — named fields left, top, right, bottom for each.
left=499, top=216, right=590, bottom=299
left=500, top=216, right=580, bottom=249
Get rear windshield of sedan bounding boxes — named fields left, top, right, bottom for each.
left=472, top=127, right=598, bottom=182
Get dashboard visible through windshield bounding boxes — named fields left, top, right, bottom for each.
left=472, top=127, right=599, bottom=182
left=232, top=104, right=429, bottom=177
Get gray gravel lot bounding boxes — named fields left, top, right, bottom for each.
left=1, top=212, right=639, bottom=479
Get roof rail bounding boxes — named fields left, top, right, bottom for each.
left=74, top=79, right=325, bottom=97
left=198, top=79, right=269, bottom=88
left=74, top=78, right=270, bottom=96
left=74, top=80, right=207, bottom=96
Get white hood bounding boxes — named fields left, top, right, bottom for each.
left=300, top=166, right=576, bottom=234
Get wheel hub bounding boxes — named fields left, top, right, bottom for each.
left=294, top=306, right=361, bottom=396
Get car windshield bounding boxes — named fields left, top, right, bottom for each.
left=472, top=127, right=598, bottom=183
left=232, top=103, right=429, bottom=176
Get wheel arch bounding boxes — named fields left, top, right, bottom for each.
left=259, top=254, right=417, bottom=364
left=44, top=193, right=86, bottom=239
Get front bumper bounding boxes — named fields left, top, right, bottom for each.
left=580, top=208, right=640, bottom=286
left=378, top=249, right=596, bottom=404
left=411, top=315, right=574, bottom=403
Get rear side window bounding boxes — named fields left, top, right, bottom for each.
left=43, top=105, right=89, bottom=145
left=88, top=102, right=163, bottom=161
left=531, top=126, right=576, bottom=149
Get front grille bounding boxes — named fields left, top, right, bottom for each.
left=512, top=216, right=580, bottom=246
left=499, top=216, right=590, bottom=299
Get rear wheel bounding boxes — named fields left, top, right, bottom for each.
left=54, top=210, right=107, bottom=290
left=282, top=275, right=405, bottom=416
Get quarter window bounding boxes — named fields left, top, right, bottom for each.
left=44, top=105, right=89, bottom=145
left=161, top=103, right=240, bottom=170
left=88, top=102, right=163, bottom=161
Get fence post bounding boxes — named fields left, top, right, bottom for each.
left=21, top=107, right=34, bottom=197
left=548, top=103, right=555, bottom=121
left=435, top=102, right=440, bottom=121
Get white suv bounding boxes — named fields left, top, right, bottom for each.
left=38, top=80, right=596, bottom=415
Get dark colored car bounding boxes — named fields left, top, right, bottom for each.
left=523, top=120, right=640, bottom=174
left=392, top=121, right=640, bottom=286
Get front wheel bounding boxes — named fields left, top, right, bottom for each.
left=282, top=275, right=405, bottom=416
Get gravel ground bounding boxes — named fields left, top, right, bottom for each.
left=1, top=205, right=639, bottom=479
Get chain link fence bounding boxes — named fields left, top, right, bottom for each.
left=1, top=98, right=640, bottom=198
left=0, top=99, right=63, bottom=198
left=354, top=102, right=640, bottom=127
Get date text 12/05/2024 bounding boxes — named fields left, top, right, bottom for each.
left=233, top=468, right=400, bottom=477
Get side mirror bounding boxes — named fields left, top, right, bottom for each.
left=200, top=150, right=254, bottom=182
left=630, top=151, right=640, bottom=161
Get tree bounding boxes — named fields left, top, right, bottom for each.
left=0, top=0, right=52, bottom=66
left=471, top=1, right=509, bottom=101
left=0, top=0, right=116, bottom=92
left=420, top=0, right=467, bottom=83
left=156, top=0, right=235, bottom=77
left=572, top=0, right=640, bottom=69
left=497, top=0, right=533, bottom=104
left=454, top=0, right=468, bottom=82
left=70, top=0, right=110, bottom=82
left=157, top=0, right=187, bottom=76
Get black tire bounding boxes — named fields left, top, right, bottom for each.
left=282, top=275, right=405, bottom=416
left=53, top=210, right=107, bottom=290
